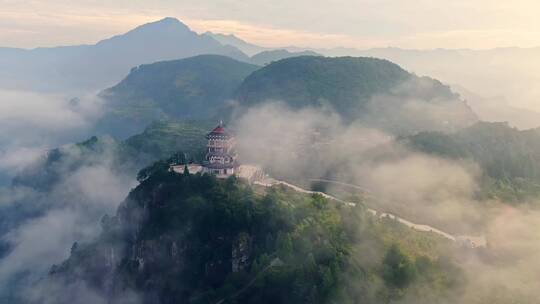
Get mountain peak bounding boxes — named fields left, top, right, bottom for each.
left=130, top=17, right=191, bottom=33
left=158, top=17, right=182, bottom=24
left=96, top=17, right=194, bottom=47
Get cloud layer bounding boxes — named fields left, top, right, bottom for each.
left=0, top=90, right=103, bottom=177
left=234, top=102, right=540, bottom=302
left=0, top=160, right=137, bottom=298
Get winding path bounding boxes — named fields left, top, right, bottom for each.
left=254, top=179, right=486, bottom=247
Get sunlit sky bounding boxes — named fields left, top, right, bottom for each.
left=2, top=0, right=540, bottom=50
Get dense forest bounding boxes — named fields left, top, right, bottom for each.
left=406, top=121, right=540, bottom=202
left=40, top=166, right=462, bottom=304
left=235, top=56, right=477, bottom=134
left=98, top=55, right=258, bottom=138
left=98, top=55, right=478, bottom=140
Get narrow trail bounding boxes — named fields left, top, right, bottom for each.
left=254, top=179, right=486, bottom=248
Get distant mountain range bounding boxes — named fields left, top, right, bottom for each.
left=0, top=18, right=249, bottom=92
left=205, top=32, right=540, bottom=129
left=205, top=31, right=322, bottom=65
left=204, top=32, right=268, bottom=56
left=4, top=16, right=536, bottom=132
left=250, top=49, right=322, bottom=66
left=0, top=19, right=326, bottom=92
left=451, top=85, right=540, bottom=130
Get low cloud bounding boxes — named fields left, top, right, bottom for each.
left=455, top=206, right=540, bottom=302
left=0, top=157, right=136, bottom=299
left=234, top=102, right=482, bottom=231
left=234, top=101, right=540, bottom=302
left=354, top=153, right=485, bottom=233
left=0, top=90, right=104, bottom=177
left=234, top=102, right=392, bottom=180
left=0, top=88, right=136, bottom=300
left=0, top=146, right=45, bottom=174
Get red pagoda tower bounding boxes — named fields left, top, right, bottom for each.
left=202, top=122, right=238, bottom=177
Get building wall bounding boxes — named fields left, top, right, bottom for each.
left=202, top=166, right=236, bottom=178
left=171, top=164, right=204, bottom=174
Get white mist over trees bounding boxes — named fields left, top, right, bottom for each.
left=234, top=102, right=540, bottom=303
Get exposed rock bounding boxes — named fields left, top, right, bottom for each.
left=232, top=232, right=252, bottom=272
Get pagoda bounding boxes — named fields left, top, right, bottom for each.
left=202, top=122, right=238, bottom=178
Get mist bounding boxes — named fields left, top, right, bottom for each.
left=233, top=101, right=540, bottom=302
left=0, top=89, right=135, bottom=300
left=0, top=159, right=137, bottom=299
left=0, top=90, right=104, bottom=184
left=324, top=47, right=540, bottom=130
left=234, top=102, right=482, bottom=230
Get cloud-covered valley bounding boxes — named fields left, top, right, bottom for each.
left=0, top=90, right=104, bottom=180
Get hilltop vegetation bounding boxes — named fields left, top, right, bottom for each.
left=235, top=56, right=477, bottom=134
left=236, top=56, right=409, bottom=112
left=43, top=168, right=461, bottom=304
left=98, top=55, right=478, bottom=139
left=250, top=49, right=322, bottom=65
left=99, top=55, right=258, bottom=138
left=406, top=122, right=540, bottom=202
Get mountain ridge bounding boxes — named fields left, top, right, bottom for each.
left=97, top=54, right=259, bottom=138
left=235, top=56, right=477, bottom=134
left=204, top=31, right=268, bottom=56
left=0, top=18, right=250, bottom=92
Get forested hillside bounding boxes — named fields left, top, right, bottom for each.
left=99, top=55, right=258, bottom=138
left=235, top=56, right=477, bottom=134
left=41, top=169, right=462, bottom=304
left=406, top=122, right=540, bottom=202
left=94, top=55, right=480, bottom=139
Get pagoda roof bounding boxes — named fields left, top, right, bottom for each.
left=206, top=123, right=233, bottom=138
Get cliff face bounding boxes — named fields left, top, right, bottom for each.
left=48, top=172, right=256, bottom=303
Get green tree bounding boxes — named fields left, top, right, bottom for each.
left=382, top=244, right=417, bottom=288
left=276, top=233, right=293, bottom=260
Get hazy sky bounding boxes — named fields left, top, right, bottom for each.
left=2, top=0, right=540, bottom=49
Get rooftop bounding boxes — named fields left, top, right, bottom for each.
left=206, top=122, right=233, bottom=139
